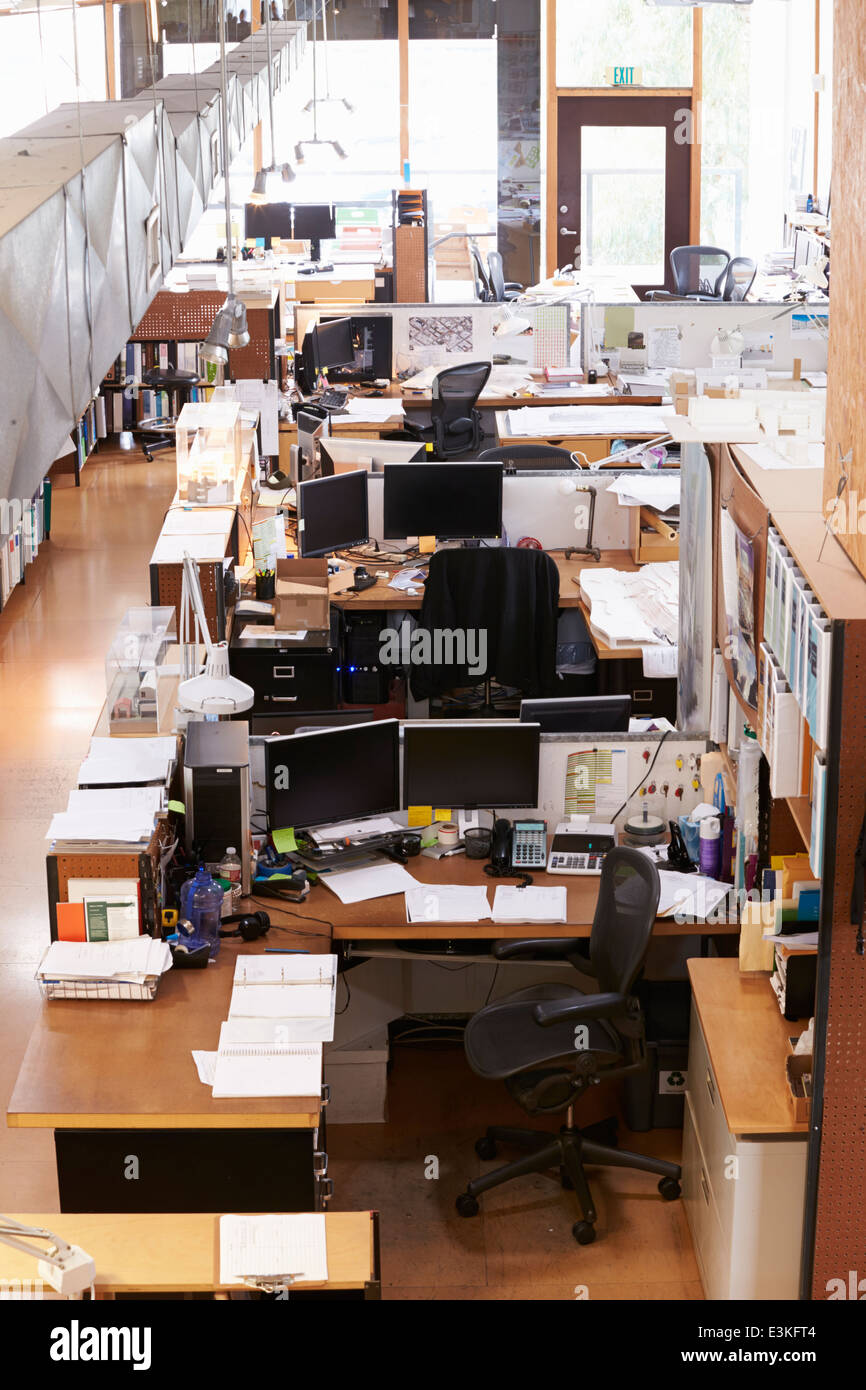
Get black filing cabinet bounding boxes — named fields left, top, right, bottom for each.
left=230, top=614, right=339, bottom=717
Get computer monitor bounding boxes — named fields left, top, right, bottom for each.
left=519, top=695, right=632, bottom=734
left=297, top=470, right=370, bottom=557
left=291, top=203, right=337, bottom=259
left=266, top=719, right=400, bottom=831
left=319, top=438, right=426, bottom=477
left=319, top=314, right=393, bottom=383
left=402, top=721, right=541, bottom=810
left=383, top=462, right=504, bottom=541
left=244, top=202, right=293, bottom=242
left=310, top=317, right=355, bottom=372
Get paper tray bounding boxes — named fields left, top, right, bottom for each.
left=36, top=970, right=161, bottom=1002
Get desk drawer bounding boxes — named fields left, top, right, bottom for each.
left=55, top=1129, right=317, bottom=1213
left=230, top=646, right=338, bottom=712
left=682, top=1093, right=730, bottom=1301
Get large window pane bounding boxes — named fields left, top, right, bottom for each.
left=580, top=126, right=666, bottom=285
left=556, top=0, right=691, bottom=90
left=0, top=8, right=106, bottom=138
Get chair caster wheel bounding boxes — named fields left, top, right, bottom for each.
left=560, top=1167, right=574, bottom=1190
left=572, top=1221, right=596, bottom=1245
left=145, top=453, right=154, bottom=462
left=658, top=1177, right=681, bottom=1201
left=456, top=1192, right=480, bottom=1218
left=475, top=1137, right=497, bottom=1160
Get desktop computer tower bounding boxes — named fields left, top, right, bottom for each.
left=183, top=720, right=251, bottom=894
left=342, top=612, right=392, bottom=705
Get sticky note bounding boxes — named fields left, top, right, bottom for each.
left=603, top=306, right=635, bottom=349
left=272, top=826, right=298, bottom=854
left=408, top=805, right=433, bottom=828
left=433, top=809, right=452, bottom=822
left=168, top=800, right=185, bottom=814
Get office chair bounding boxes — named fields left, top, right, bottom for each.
left=486, top=249, right=522, bottom=302
left=719, top=255, right=757, bottom=302
left=479, top=444, right=575, bottom=471
left=647, top=245, right=731, bottom=301
left=409, top=546, right=560, bottom=711
left=470, top=243, right=494, bottom=302
left=455, top=848, right=682, bottom=1244
left=135, top=367, right=199, bottom=461
left=404, top=361, right=492, bottom=458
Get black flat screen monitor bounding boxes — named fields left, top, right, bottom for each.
left=311, top=317, right=355, bottom=372
left=383, top=462, right=503, bottom=540
left=319, top=314, right=393, bottom=382
left=519, top=695, right=632, bottom=734
left=402, top=722, right=540, bottom=810
left=244, top=202, right=293, bottom=241
left=266, top=719, right=400, bottom=831
left=291, top=203, right=337, bottom=244
left=297, top=470, right=370, bottom=557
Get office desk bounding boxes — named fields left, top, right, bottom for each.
left=495, top=412, right=672, bottom=462
left=315, top=845, right=736, bottom=942
left=0, top=1211, right=380, bottom=1298
left=8, top=939, right=330, bottom=1213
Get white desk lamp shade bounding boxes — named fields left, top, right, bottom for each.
left=177, top=554, right=254, bottom=715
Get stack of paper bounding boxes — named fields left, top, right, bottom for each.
left=318, top=861, right=418, bottom=905
left=504, top=405, right=669, bottom=437
left=37, top=936, right=172, bottom=984
left=607, top=474, right=680, bottom=513
left=492, top=885, right=568, bottom=924
left=219, top=1213, right=328, bottom=1288
left=228, top=953, right=338, bottom=1042
left=77, top=735, right=177, bottom=789
left=343, top=397, right=403, bottom=423
left=656, top=872, right=731, bottom=921
left=580, top=563, right=679, bottom=648
left=405, top=884, right=491, bottom=923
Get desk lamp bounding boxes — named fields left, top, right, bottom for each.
left=582, top=434, right=673, bottom=472
left=177, top=554, right=254, bottom=717
left=0, top=1218, right=95, bottom=1298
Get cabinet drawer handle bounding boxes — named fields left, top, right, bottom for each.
left=313, top=1150, right=328, bottom=1178
left=319, top=1176, right=334, bottom=1205
left=266, top=695, right=299, bottom=703
left=706, top=1069, right=716, bottom=1107
left=273, top=665, right=295, bottom=679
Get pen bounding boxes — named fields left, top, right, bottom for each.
left=264, top=948, right=309, bottom=954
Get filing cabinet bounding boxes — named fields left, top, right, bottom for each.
left=229, top=618, right=339, bottom=715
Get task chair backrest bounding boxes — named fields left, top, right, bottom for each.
left=589, top=847, right=661, bottom=997
left=479, top=444, right=575, bottom=470
left=669, top=245, right=731, bottom=298
left=471, top=243, right=493, bottom=302
left=721, top=256, right=757, bottom=302
left=430, top=361, right=492, bottom=425
left=486, top=249, right=507, bottom=301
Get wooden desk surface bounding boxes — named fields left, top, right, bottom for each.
left=319, top=846, right=736, bottom=941
left=0, top=1212, right=375, bottom=1293
left=8, top=940, right=328, bottom=1131
left=687, top=958, right=807, bottom=1136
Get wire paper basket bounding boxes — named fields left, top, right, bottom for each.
left=36, top=969, right=161, bottom=1002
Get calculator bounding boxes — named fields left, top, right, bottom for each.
left=510, top=820, right=547, bottom=870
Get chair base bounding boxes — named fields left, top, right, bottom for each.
left=457, top=1122, right=681, bottom=1242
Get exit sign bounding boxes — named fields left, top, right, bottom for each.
left=605, top=66, right=642, bottom=86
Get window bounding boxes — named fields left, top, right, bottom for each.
left=0, top=8, right=107, bottom=140
left=555, top=0, right=692, bottom=90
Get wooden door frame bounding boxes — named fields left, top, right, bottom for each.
left=545, top=0, right=702, bottom=276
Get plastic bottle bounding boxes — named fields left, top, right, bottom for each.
left=219, top=847, right=243, bottom=911
left=189, top=868, right=224, bottom=960
left=699, top=816, right=721, bottom=879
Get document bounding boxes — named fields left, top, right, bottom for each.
left=310, top=815, right=404, bottom=844
left=192, top=1050, right=217, bottom=1086
left=38, top=936, right=172, bottom=982
left=219, top=1213, right=328, bottom=1287
left=344, top=397, right=404, bottom=422
left=67, top=786, right=165, bottom=815
left=646, top=327, right=682, bottom=369
left=319, top=861, right=418, bottom=905
left=492, top=885, right=568, bottom=924
left=45, top=811, right=155, bottom=844
left=607, top=474, right=680, bottom=513
left=405, top=885, right=491, bottom=923
left=212, top=1026, right=322, bottom=1099
left=229, top=954, right=337, bottom=1028
left=642, top=644, right=678, bottom=679
left=656, top=872, right=731, bottom=921
left=504, top=405, right=669, bottom=437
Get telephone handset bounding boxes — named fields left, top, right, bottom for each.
left=490, top=818, right=513, bottom=871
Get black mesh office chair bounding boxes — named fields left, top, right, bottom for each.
left=455, top=848, right=681, bottom=1244
left=486, top=249, right=522, bottom=302
left=135, top=366, right=199, bottom=461
left=404, top=360, right=492, bottom=458
left=480, top=444, right=575, bottom=471
left=647, top=245, right=731, bottom=301
left=719, top=255, right=757, bottom=302
left=470, top=243, right=494, bottom=302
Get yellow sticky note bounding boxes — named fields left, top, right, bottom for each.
left=167, top=800, right=185, bottom=814
left=408, top=805, right=433, bottom=827
left=272, top=826, right=298, bottom=854
left=433, top=809, right=452, bottom=822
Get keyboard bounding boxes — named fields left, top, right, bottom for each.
left=547, top=850, right=606, bottom=876
left=319, top=388, right=349, bottom=411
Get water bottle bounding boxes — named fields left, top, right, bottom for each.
left=699, top=817, right=721, bottom=880
left=219, top=846, right=243, bottom=911
left=190, top=868, right=224, bottom=961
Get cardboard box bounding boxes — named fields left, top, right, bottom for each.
left=786, top=1052, right=812, bottom=1124
left=274, top=558, right=330, bottom=631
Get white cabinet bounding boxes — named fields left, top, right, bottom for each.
left=682, top=1002, right=808, bottom=1300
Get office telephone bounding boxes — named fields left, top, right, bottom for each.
left=489, top=818, right=547, bottom=873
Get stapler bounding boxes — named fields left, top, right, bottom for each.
left=666, top=820, right=696, bottom=872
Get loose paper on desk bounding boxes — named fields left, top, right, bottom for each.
left=656, top=872, right=731, bottom=920
left=235, top=379, right=279, bottom=456
left=319, top=860, right=418, bottom=905
left=45, top=811, right=156, bottom=844
left=492, top=886, right=568, bottom=924
left=344, top=396, right=404, bottom=422
left=504, top=405, right=669, bottom=437
left=642, top=643, right=678, bottom=679
left=647, top=326, right=682, bottom=370
left=67, top=786, right=165, bottom=815
left=310, top=814, right=403, bottom=844
left=607, top=474, right=680, bottom=513
left=220, top=1213, right=328, bottom=1288
left=160, top=507, right=237, bottom=536
left=212, top=1024, right=322, bottom=1099
left=192, top=1050, right=217, bottom=1087
left=38, top=936, right=172, bottom=982
left=405, top=884, right=491, bottom=924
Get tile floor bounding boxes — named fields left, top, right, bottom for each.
left=0, top=446, right=702, bottom=1300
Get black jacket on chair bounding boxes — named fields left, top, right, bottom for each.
left=409, top=548, right=560, bottom=700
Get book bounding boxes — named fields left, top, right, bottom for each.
left=212, top=1025, right=322, bottom=1099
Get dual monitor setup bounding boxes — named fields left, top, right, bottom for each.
left=264, top=701, right=632, bottom=839
left=244, top=202, right=337, bottom=263
left=297, top=462, right=504, bottom=557
left=299, top=314, right=393, bottom=390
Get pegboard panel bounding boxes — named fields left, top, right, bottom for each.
left=394, top=226, right=427, bottom=303
left=46, top=819, right=173, bottom=942
left=810, top=617, right=866, bottom=1297
left=152, top=559, right=225, bottom=641
left=132, top=293, right=274, bottom=381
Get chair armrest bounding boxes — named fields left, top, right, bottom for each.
left=493, top=937, right=586, bottom=961
left=533, top=992, right=627, bottom=1027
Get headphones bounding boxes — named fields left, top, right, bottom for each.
left=219, top=910, right=271, bottom=942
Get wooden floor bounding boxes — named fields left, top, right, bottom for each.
left=0, top=446, right=702, bottom=1299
